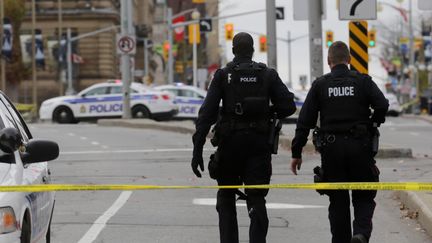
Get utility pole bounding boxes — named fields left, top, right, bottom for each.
left=31, top=0, right=37, bottom=114
left=308, top=0, right=324, bottom=83
left=167, top=8, right=174, bottom=84
left=266, top=0, right=277, bottom=69
left=121, top=0, right=133, bottom=119
left=143, top=38, right=149, bottom=78
left=58, top=0, right=63, bottom=95
left=66, top=28, right=73, bottom=95
left=0, top=1, right=5, bottom=92
left=287, top=31, right=292, bottom=88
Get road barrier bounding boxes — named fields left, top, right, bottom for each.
left=1, top=182, right=431, bottom=192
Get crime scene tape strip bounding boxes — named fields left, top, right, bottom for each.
left=0, top=182, right=431, bottom=192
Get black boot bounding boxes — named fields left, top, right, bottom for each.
left=351, top=234, right=367, bottom=243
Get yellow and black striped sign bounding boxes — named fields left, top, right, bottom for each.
left=349, top=21, right=368, bottom=74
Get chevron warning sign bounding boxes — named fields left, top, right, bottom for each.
left=349, top=21, right=368, bottom=74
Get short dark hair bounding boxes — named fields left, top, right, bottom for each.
left=328, top=41, right=350, bottom=64
left=232, top=32, right=254, bottom=57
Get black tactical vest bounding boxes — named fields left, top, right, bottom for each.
left=219, top=61, right=271, bottom=126
left=317, top=71, right=371, bottom=132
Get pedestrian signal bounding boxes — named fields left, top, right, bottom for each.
left=368, top=29, right=376, bottom=47
left=326, top=31, right=333, bottom=48
left=225, top=23, right=234, bottom=41
left=259, top=35, right=267, bottom=52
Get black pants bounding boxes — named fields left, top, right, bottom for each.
left=321, top=134, right=379, bottom=243
left=216, top=131, right=272, bottom=243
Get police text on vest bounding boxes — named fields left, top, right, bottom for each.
left=240, top=77, right=257, bottom=82
left=328, top=86, right=354, bottom=97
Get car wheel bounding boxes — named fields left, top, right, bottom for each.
left=132, top=105, right=150, bottom=119
left=20, top=213, right=31, bottom=243
left=53, top=107, right=75, bottom=124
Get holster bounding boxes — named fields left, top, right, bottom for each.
left=312, top=127, right=323, bottom=153
left=313, top=166, right=329, bottom=196
left=208, top=151, right=220, bottom=180
left=268, top=113, right=282, bottom=154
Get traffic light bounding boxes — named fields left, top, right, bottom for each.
left=368, top=29, right=376, bottom=47
left=325, top=31, right=333, bottom=48
left=225, top=23, right=234, bottom=41
left=163, top=41, right=170, bottom=60
left=259, top=35, right=267, bottom=52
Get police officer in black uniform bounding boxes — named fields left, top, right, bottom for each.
left=290, top=41, right=389, bottom=243
left=192, top=32, right=296, bottom=243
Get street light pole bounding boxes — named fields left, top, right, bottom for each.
left=266, top=0, right=277, bottom=69
left=308, top=0, right=324, bottom=82
left=31, top=0, right=37, bottom=114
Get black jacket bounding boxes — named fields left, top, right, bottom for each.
left=291, top=64, right=389, bottom=159
left=192, top=56, right=296, bottom=156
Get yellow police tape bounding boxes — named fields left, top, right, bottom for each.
left=0, top=182, right=431, bottom=192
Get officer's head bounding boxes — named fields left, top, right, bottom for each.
left=327, top=41, right=351, bottom=68
left=232, top=32, right=254, bottom=58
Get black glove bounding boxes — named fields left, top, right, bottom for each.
left=191, top=149, right=204, bottom=177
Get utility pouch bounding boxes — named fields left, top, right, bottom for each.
left=208, top=151, right=220, bottom=180
left=241, top=97, right=269, bottom=118
left=312, top=127, right=323, bottom=153
left=313, top=166, right=329, bottom=196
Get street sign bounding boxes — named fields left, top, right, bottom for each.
left=339, top=0, right=377, bottom=20
left=116, top=34, right=136, bottom=55
left=349, top=21, right=368, bottom=74
left=276, top=7, right=284, bottom=20
left=293, top=0, right=326, bottom=20
left=188, top=24, right=200, bottom=44
left=199, top=18, right=212, bottom=32
left=419, top=0, right=432, bottom=10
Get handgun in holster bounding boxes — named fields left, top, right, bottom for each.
left=313, top=166, right=328, bottom=196
left=312, top=127, right=323, bottom=153
left=371, top=126, right=380, bottom=156
left=268, top=113, right=282, bottom=154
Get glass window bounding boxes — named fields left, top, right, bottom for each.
left=109, top=86, right=123, bottom=94
left=84, top=87, right=108, bottom=96
left=0, top=99, right=30, bottom=142
left=163, top=89, right=180, bottom=96
left=179, top=89, right=199, bottom=98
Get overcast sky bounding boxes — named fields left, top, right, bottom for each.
left=218, top=0, right=429, bottom=90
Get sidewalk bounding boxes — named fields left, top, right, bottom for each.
left=97, top=117, right=432, bottom=237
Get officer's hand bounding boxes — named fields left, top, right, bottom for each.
left=291, top=158, right=302, bottom=175
left=191, top=155, right=204, bottom=178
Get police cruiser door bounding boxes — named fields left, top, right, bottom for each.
left=73, top=85, right=121, bottom=118
left=175, top=88, right=204, bottom=118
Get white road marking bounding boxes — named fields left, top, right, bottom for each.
left=192, top=198, right=325, bottom=209
left=101, top=145, right=109, bottom=149
left=61, top=148, right=214, bottom=155
left=91, top=141, right=100, bottom=146
left=68, top=133, right=75, bottom=136
left=80, top=136, right=88, bottom=140
left=409, top=132, right=419, bottom=136
left=78, top=191, right=132, bottom=243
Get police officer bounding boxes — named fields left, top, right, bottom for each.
left=192, top=32, right=296, bottom=243
left=290, top=41, right=388, bottom=243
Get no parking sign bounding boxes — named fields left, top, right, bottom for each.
left=116, top=34, right=136, bottom=55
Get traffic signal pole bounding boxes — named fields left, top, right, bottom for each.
left=308, top=0, right=324, bottom=82
left=266, top=0, right=277, bottom=69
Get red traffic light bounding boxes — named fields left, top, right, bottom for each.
left=259, top=36, right=267, bottom=44
left=163, top=42, right=170, bottom=51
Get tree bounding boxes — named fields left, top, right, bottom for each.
left=4, top=0, right=26, bottom=101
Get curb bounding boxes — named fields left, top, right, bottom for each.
left=98, top=119, right=413, bottom=158
left=395, top=191, right=432, bottom=236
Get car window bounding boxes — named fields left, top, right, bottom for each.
left=109, top=86, right=123, bottom=94
left=180, top=89, right=200, bottom=98
left=84, top=87, right=108, bottom=96
left=0, top=99, right=30, bottom=142
left=163, top=89, right=180, bottom=96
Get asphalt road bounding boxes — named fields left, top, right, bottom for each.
left=29, top=122, right=432, bottom=243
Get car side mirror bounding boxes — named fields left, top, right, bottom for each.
left=0, top=128, right=23, bottom=154
left=198, top=95, right=205, bottom=99
left=21, top=140, right=59, bottom=164
left=80, top=93, right=87, bottom=98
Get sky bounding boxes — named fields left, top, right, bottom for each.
left=218, top=0, right=430, bottom=90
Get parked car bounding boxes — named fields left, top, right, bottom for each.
left=154, top=84, right=207, bottom=119
left=385, top=92, right=402, bottom=116
left=40, top=81, right=178, bottom=123
left=0, top=91, right=59, bottom=242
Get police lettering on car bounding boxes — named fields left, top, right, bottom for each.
left=192, top=32, right=296, bottom=243
left=291, top=41, right=389, bottom=243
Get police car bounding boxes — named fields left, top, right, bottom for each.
left=0, top=91, right=59, bottom=242
left=154, top=84, right=207, bottom=119
left=39, top=81, right=178, bottom=123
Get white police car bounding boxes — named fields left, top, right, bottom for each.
left=40, top=81, right=178, bottom=123
left=0, top=92, right=59, bottom=242
left=154, top=84, right=207, bottom=119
